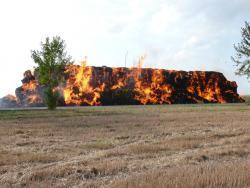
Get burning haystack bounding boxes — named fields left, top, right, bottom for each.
left=0, top=65, right=244, bottom=107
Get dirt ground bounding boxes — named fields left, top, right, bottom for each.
left=0, top=104, right=250, bottom=188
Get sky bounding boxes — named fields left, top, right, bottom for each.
left=0, top=0, right=250, bottom=97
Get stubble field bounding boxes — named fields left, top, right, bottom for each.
left=0, top=104, right=250, bottom=188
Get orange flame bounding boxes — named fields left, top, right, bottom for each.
left=21, top=79, right=43, bottom=105
left=63, top=63, right=105, bottom=106
left=62, top=57, right=175, bottom=105
left=16, top=58, right=241, bottom=106
left=27, top=95, right=42, bottom=104
left=5, top=94, right=17, bottom=101
left=187, top=72, right=226, bottom=103
left=22, top=80, right=38, bottom=92
left=133, top=69, right=173, bottom=104
left=61, top=56, right=233, bottom=105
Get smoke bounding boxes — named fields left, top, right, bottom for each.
left=0, top=95, right=18, bottom=108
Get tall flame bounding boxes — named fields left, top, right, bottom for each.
left=187, top=72, right=226, bottom=103
left=61, top=58, right=231, bottom=105
left=22, top=80, right=38, bottom=92
left=63, top=61, right=105, bottom=106
left=13, top=57, right=242, bottom=107
left=21, top=80, right=42, bottom=105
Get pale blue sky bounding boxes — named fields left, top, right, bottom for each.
left=0, top=0, right=249, bottom=97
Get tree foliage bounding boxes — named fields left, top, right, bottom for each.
left=232, top=22, right=250, bottom=79
left=31, top=36, right=71, bottom=110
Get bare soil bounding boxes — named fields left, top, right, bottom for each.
left=0, top=104, right=250, bottom=187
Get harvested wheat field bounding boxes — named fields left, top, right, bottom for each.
left=0, top=104, right=250, bottom=188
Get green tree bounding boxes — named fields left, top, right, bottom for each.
left=232, top=21, right=250, bottom=79
left=31, top=36, right=71, bottom=110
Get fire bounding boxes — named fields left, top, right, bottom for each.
left=111, top=68, right=126, bottom=90
left=62, top=57, right=176, bottom=105
left=63, top=63, right=105, bottom=105
left=27, top=95, right=42, bottom=104
left=60, top=61, right=241, bottom=106
left=0, top=94, right=18, bottom=108
left=22, top=80, right=38, bottom=92
left=5, top=94, right=17, bottom=101
left=6, top=60, right=243, bottom=108
left=19, top=77, right=43, bottom=106
left=133, top=69, right=173, bottom=104
left=187, top=72, right=226, bottom=103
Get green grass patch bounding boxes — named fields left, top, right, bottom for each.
left=0, top=108, right=124, bottom=120
left=0, top=104, right=249, bottom=120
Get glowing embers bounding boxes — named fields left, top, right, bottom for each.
left=63, top=64, right=105, bottom=105
left=27, top=95, right=42, bottom=104
left=134, top=69, right=173, bottom=104
left=187, top=72, right=226, bottom=103
left=62, top=65, right=237, bottom=105
left=22, top=80, right=38, bottom=92
left=63, top=64, right=175, bottom=105
left=4, top=64, right=243, bottom=108
left=20, top=79, right=43, bottom=106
